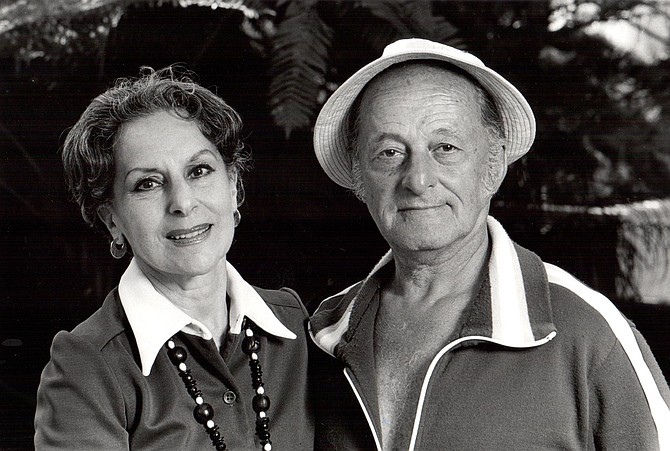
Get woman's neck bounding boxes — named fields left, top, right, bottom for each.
left=138, top=259, right=230, bottom=347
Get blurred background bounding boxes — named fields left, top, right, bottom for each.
left=2, top=0, right=670, bottom=448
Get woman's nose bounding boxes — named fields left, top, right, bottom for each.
left=167, top=181, right=197, bottom=216
left=401, top=151, right=437, bottom=195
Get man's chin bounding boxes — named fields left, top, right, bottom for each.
left=387, top=237, right=448, bottom=254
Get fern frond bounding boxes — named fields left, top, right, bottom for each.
left=269, top=1, right=333, bottom=138
left=361, top=0, right=460, bottom=46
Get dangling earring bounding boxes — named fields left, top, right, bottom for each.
left=233, top=209, right=241, bottom=228
left=110, top=237, right=127, bottom=259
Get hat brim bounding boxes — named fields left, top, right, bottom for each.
left=313, top=40, right=536, bottom=189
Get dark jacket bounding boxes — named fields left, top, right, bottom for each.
left=35, top=286, right=314, bottom=450
left=309, top=217, right=670, bottom=450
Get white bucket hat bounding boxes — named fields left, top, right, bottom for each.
left=313, top=38, right=536, bottom=189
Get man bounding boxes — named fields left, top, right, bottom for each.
left=309, top=38, right=670, bottom=450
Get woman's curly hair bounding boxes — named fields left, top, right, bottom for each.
left=62, top=65, right=251, bottom=232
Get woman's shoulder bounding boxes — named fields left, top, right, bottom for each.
left=65, top=288, right=129, bottom=351
left=253, top=286, right=308, bottom=319
left=253, top=286, right=301, bottom=307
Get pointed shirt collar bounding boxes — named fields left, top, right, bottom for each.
left=118, top=258, right=296, bottom=376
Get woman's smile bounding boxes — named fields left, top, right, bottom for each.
left=166, top=223, right=213, bottom=245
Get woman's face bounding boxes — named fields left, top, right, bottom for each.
left=98, top=110, right=238, bottom=281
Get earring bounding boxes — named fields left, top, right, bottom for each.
left=110, top=238, right=127, bottom=259
left=233, top=209, right=241, bottom=228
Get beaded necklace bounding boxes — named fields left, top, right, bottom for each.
left=166, top=319, right=272, bottom=451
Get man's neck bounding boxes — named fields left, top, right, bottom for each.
left=387, top=228, right=490, bottom=309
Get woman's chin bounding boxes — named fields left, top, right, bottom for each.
left=136, top=253, right=228, bottom=282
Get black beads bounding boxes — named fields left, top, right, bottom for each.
left=193, top=403, right=214, bottom=424
left=243, top=320, right=273, bottom=451
left=167, top=345, right=187, bottom=365
left=178, top=370, right=201, bottom=399
left=256, top=417, right=271, bottom=440
left=166, top=337, right=226, bottom=450
left=249, top=361, right=263, bottom=388
left=205, top=423, right=226, bottom=450
left=252, top=394, right=271, bottom=413
left=166, top=321, right=274, bottom=451
left=242, top=335, right=260, bottom=354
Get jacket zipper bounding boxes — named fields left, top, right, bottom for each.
left=409, top=333, right=556, bottom=450
left=343, top=368, right=383, bottom=450
left=342, top=333, right=556, bottom=451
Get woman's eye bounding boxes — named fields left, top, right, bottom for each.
left=190, top=164, right=214, bottom=178
left=134, top=179, right=160, bottom=191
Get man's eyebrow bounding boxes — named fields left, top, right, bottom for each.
left=370, top=132, right=404, bottom=144
left=433, top=127, right=459, bottom=137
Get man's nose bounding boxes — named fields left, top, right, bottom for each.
left=401, top=151, right=437, bottom=195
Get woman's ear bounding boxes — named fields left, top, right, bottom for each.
left=229, top=170, right=239, bottom=206
left=97, top=203, right=118, bottom=236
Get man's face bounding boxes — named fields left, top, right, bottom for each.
left=355, top=64, right=500, bottom=254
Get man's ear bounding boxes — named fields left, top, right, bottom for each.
left=484, top=144, right=508, bottom=195
left=496, top=146, right=509, bottom=187
left=97, top=203, right=118, bottom=236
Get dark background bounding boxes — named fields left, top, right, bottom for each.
left=1, top=4, right=669, bottom=449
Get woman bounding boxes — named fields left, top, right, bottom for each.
left=34, top=67, right=314, bottom=450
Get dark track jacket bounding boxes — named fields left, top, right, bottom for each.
left=309, top=216, right=670, bottom=450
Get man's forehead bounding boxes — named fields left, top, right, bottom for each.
left=359, top=63, right=481, bottom=116
left=364, top=61, right=478, bottom=95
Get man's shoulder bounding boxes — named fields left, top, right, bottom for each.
left=510, top=238, right=624, bottom=339
left=308, top=280, right=367, bottom=356
left=541, top=263, right=638, bottom=358
left=311, top=281, right=364, bottom=322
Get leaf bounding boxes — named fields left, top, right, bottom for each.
left=268, top=1, right=333, bottom=138
left=361, top=0, right=460, bottom=46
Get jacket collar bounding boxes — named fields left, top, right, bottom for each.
left=119, top=258, right=296, bottom=376
left=310, top=216, right=557, bottom=356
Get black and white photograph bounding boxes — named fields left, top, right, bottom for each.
left=1, top=1, right=669, bottom=449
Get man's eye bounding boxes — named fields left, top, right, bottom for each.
left=435, top=144, right=456, bottom=153
left=380, top=149, right=403, bottom=158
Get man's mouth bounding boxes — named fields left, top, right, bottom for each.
left=398, top=204, right=444, bottom=212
